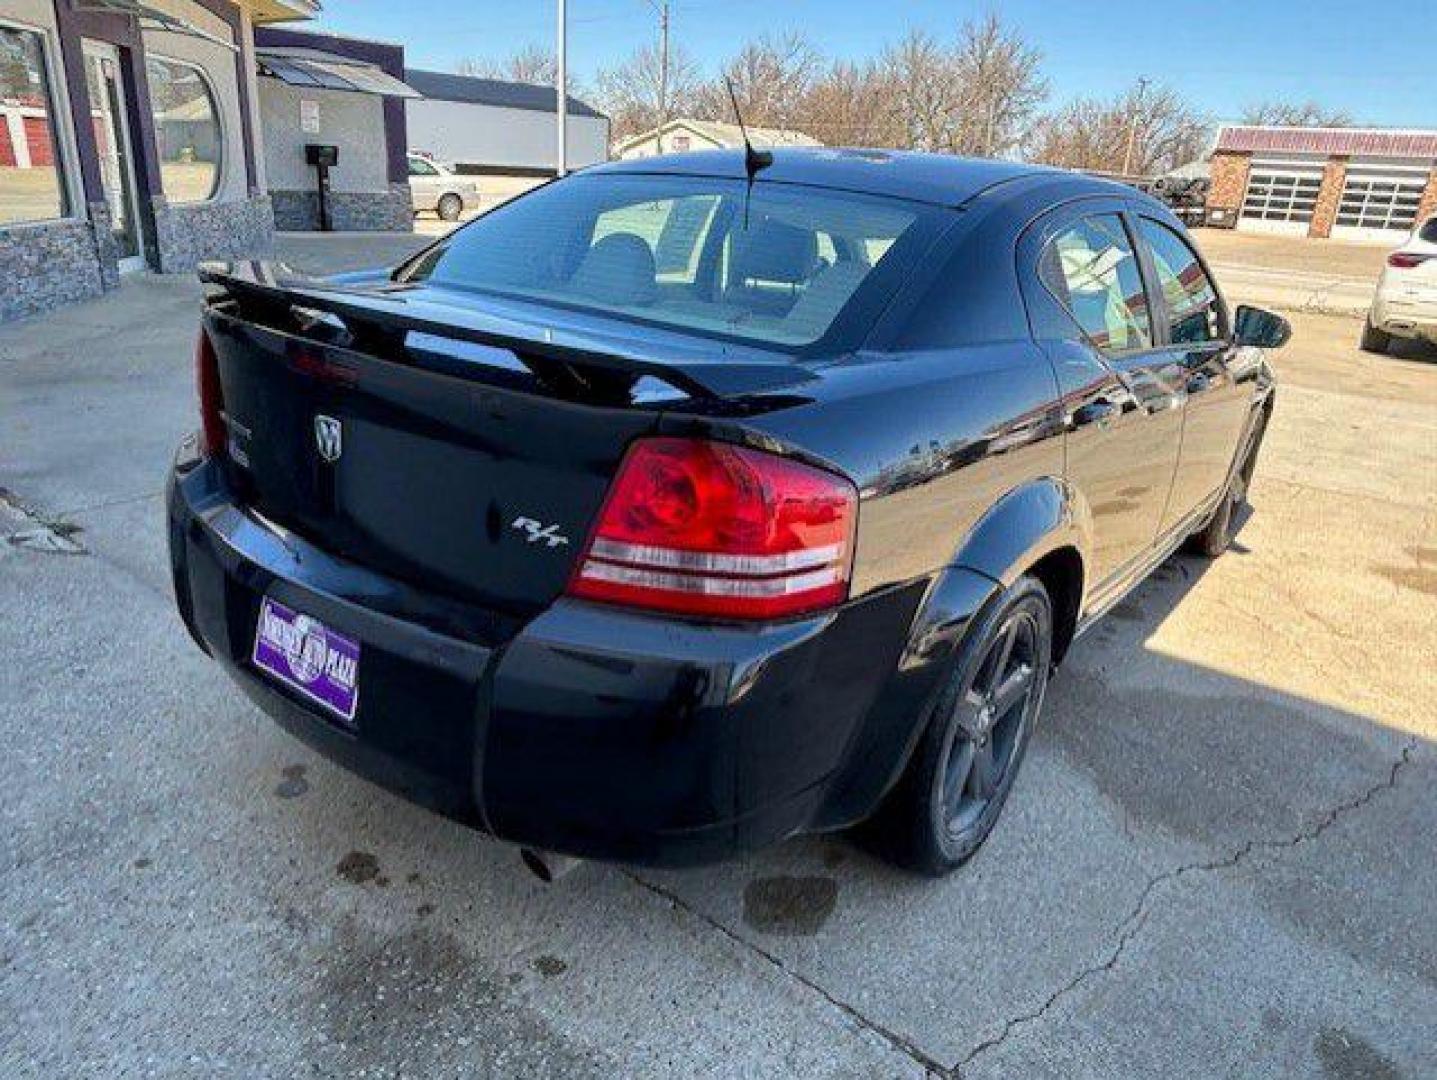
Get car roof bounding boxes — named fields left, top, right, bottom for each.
left=585, top=148, right=1131, bottom=209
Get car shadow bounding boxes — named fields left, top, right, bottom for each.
left=1381, top=336, right=1437, bottom=363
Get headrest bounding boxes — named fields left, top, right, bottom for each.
left=729, top=218, right=818, bottom=285
left=571, top=233, right=658, bottom=306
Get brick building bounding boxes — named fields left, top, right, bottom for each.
left=1206, top=125, right=1437, bottom=242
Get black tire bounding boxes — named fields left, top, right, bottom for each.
left=873, top=575, right=1054, bottom=876
left=437, top=193, right=463, bottom=222
left=1187, top=405, right=1269, bottom=557
left=1360, top=319, right=1392, bottom=355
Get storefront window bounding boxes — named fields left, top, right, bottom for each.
left=0, top=25, right=69, bottom=225
left=147, top=56, right=220, bottom=203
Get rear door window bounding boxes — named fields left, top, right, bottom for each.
left=1420, top=217, right=1437, bottom=243
left=1136, top=219, right=1223, bottom=344
left=1039, top=214, right=1153, bottom=354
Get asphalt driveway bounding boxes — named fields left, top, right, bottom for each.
left=2, top=234, right=1434, bottom=1078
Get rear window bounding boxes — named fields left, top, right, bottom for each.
left=398, top=173, right=942, bottom=354
left=1421, top=217, right=1437, bottom=243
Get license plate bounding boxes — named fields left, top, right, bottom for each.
left=252, top=597, right=360, bottom=723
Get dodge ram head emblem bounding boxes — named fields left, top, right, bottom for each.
left=314, top=415, right=343, bottom=463
left=512, top=516, right=570, bottom=548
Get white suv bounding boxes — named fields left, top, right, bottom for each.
left=407, top=154, right=480, bottom=222
left=1364, top=215, right=1437, bottom=353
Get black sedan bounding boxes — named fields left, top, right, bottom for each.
left=168, top=149, right=1288, bottom=877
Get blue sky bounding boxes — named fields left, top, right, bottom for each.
left=311, top=0, right=1435, bottom=127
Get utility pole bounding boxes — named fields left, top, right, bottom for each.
left=556, top=0, right=567, bottom=176
left=645, top=0, right=670, bottom=126
left=1122, top=76, right=1150, bottom=178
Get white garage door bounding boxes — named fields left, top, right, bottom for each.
left=1239, top=165, right=1324, bottom=236
left=1332, top=166, right=1427, bottom=242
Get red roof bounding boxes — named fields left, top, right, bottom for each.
left=1215, top=125, right=1437, bottom=160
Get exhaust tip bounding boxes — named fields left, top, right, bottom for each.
left=520, top=847, right=582, bottom=883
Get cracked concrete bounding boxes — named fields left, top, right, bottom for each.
left=956, top=741, right=1418, bottom=1074
left=2, top=234, right=1435, bottom=1078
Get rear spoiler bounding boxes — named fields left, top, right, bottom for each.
left=198, top=261, right=818, bottom=403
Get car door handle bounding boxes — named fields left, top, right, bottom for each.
left=1069, top=401, right=1117, bottom=429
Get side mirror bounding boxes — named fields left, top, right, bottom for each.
left=1233, top=304, right=1291, bottom=349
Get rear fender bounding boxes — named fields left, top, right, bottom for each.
left=812, top=477, right=1089, bottom=829
left=813, top=566, right=999, bottom=829
left=953, top=476, right=1091, bottom=588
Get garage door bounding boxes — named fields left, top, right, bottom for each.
left=1239, top=165, right=1324, bottom=236
left=1332, top=166, right=1427, bottom=241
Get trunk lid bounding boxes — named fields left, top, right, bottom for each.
left=201, top=264, right=816, bottom=617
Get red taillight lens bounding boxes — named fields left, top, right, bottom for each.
left=195, top=328, right=226, bottom=458
left=1388, top=252, right=1432, bottom=269
left=568, top=437, right=858, bottom=620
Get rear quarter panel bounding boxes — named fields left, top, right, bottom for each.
left=744, top=345, right=1067, bottom=598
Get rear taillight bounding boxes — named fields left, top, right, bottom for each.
left=1388, top=252, right=1432, bottom=269
left=567, top=437, right=858, bottom=620
left=195, top=328, right=226, bottom=458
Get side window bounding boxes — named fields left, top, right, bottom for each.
left=407, top=157, right=437, bottom=177
left=1136, top=219, right=1222, bottom=345
left=1039, top=214, right=1152, bottom=354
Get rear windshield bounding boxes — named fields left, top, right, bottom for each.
left=397, top=173, right=944, bottom=354
left=1421, top=217, right=1437, bottom=243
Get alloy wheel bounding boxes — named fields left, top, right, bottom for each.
left=941, top=608, right=1044, bottom=842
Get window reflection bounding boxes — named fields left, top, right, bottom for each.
left=147, top=56, right=220, bottom=203
left=0, top=26, right=68, bottom=224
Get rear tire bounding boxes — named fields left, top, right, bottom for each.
left=1360, top=319, right=1392, bottom=354
left=437, top=193, right=463, bottom=222
left=873, top=575, right=1054, bottom=876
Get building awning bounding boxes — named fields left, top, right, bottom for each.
left=73, top=0, right=239, bottom=52
left=256, top=47, right=421, bottom=99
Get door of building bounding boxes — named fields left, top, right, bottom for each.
left=82, top=40, right=145, bottom=272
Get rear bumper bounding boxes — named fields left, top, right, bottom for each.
left=168, top=451, right=953, bottom=866
left=1371, top=293, right=1437, bottom=341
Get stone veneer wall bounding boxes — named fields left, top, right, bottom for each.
left=270, top=184, right=413, bottom=232
left=0, top=218, right=107, bottom=323
left=151, top=194, right=276, bottom=273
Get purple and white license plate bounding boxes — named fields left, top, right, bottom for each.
left=252, top=597, right=360, bottom=723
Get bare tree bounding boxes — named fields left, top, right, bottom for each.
left=694, top=33, right=824, bottom=131
left=878, top=30, right=962, bottom=152
left=799, top=60, right=902, bottom=148
left=1240, top=100, right=1354, bottom=127
left=868, top=16, right=1045, bottom=156
left=949, top=14, right=1047, bottom=157
left=1027, top=81, right=1207, bottom=176
left=593, top=42, right=700, bottom=144
left=457, top=44, right=558, bottom=86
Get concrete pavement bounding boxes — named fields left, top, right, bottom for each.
left=1, top=236, right=1434, bottom=1078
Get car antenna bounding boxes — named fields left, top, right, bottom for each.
left=725, top=77, right=771, bottom=230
